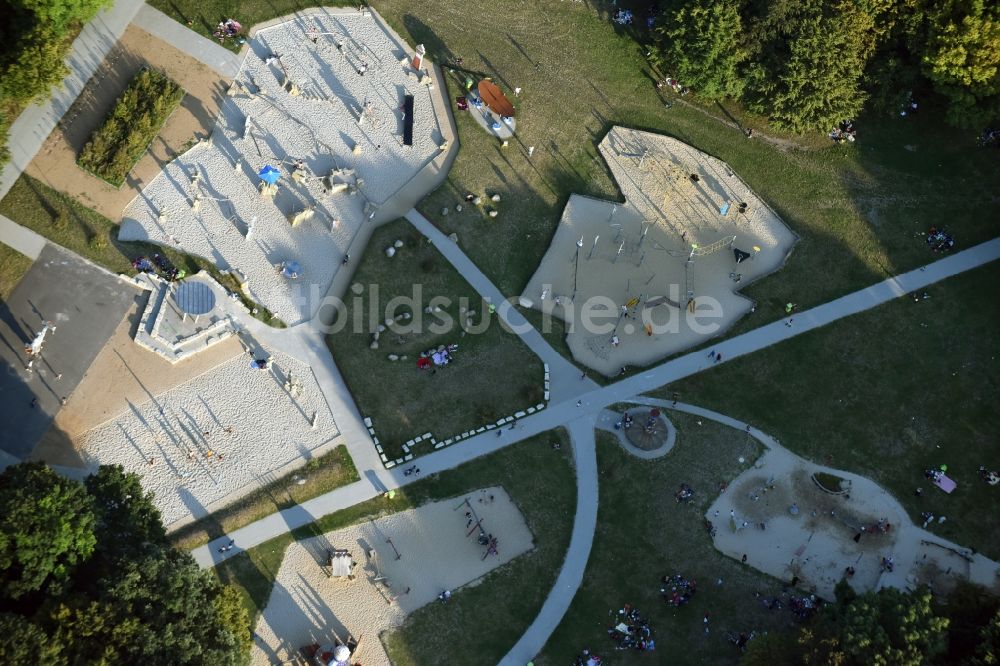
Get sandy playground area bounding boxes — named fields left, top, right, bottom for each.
left=120, top=9, right=448, bottom=325
left=72, top=348, right=340, bottom=528
left=707, top=446, right=1000, bottom=601
left=522, top=127, right=796, bottom=375
left=252, top=487, right=534, bottom=665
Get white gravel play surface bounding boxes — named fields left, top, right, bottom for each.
left=522, top=127, right=797, bottom=375
left=76, top=350, right=339, bottom=527
left=252, top=487, right=533, bottom=665
left=119, top=9, right=445, bottom=325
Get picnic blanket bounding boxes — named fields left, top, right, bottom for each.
left=933, top=474, right=957, bottom=494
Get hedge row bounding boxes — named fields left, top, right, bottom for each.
left=77, top=68, right=184, bottom=186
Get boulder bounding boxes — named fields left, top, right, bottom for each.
left=370, top=341, right=379, bottom=349
left=441, top=207, right=449, bottom=216
left=377, top=324, right=386, bottom=333
left=387, top=354, right=399, bottom=361
left=385, top=246, right=396, bottom=257
left=473, top=196, right=482, bottom=205
left=491, top=194, right=501, bottom=202
left=448, top=233, right=459, bottom=243
left=394, top=240, right=403, bottom=248
left=488, top=210, right=498, bottom=218
left=456, top=204, right=463, bottom=212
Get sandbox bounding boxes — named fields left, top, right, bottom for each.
left=75, top=349, right=339, bottom=527
left=251, top=487, right=533, bottom=665
left=521, top=127, right=796, bottom=375
left=119, top=9, right=448, bottom=325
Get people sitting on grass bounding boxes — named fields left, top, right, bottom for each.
left=979, top=466, right=999, bottom=486
left=674, top=483, right=694, bottom=503
left=829, top=119, right=857, bottom=144
left=416, top=343, right=459, bottom=371
left=660, top=573, right=697, bottom=606
left=607, top=604, right=654, bottom=651
left=925, top=226, right=955, bottom=252
left=573, top=649, right=602, bottom=666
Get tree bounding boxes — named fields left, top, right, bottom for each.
left=51, top=552, right=249, bottom=665
left=654, top=0, right=745, bottom=99
left=85, top=464, right=166, bottom=564
left=0, top=612, right=65, bottom=664
left=798, top=586, right=948, bottom=665
left=0, top=26, right=69, bottom=105
left=743, top=0, right=879, bottom=131
left=9, top=0, right=111, bottom=33
left=0, top=463, right=95, bottom=600
left=921, top=0, right=1000, bottom=127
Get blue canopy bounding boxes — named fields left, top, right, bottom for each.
left=258, top=165, right=281, bottom=184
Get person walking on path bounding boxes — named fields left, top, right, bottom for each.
left=785, top=318, right=794, bottom=327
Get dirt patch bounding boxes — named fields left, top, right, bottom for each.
left=25, top=24, right=229, bottom=221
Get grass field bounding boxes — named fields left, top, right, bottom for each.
left=327, top=220, right=544, bottom=460
left=538, top=416, right=791, bottom=665
left=169, top=445, right=358, bottom=551
left=213, top=429, right=575, bottom=665
left=658, top=262, right=1000, bottom=559
left=0, top=175, right=284, bottom=326
left=0, top=243, right=32, bottom=300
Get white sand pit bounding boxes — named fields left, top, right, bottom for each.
left=522, top=127, right=796, bottom=375
left=76, top=350, right=339, bottom=527
left=707, top=447, right=1000, bottom=601
left=119, top=9, right=447, bottom=325
left=252, top=487, right=533, bottom=665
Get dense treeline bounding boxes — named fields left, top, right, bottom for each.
left=650, top=0, right=1000, bottom=131
left=742, top=580, right=1000, bottom=666
left=0, top=0, right=112, bottom=165
left=77, top=68, right=185, bottom=186
left=0, top=463, right=250, bottom=665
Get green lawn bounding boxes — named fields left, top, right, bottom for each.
left=659, top=262, right=1000, bottom=559
left=214, top=429, right=575, bottom=666
left=0, top=175, right=284, bottom=327
left=327, top=219, right=544, bottom=460
left=0, top=243, right=32, bottom=300
left=539, top=416, right=790, bottom=665
left=169, top=445, right=358, bottom=551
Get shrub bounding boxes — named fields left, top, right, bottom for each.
left=77, top=68, right=184, bottom=186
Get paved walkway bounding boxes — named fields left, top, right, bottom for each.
left=0, top=0, right=146, bottom=204
left=0, top=214, right=46, bottom=260
left=133, top=5, right=243, bottom=78
left=500, top=417, right=597, bottom=666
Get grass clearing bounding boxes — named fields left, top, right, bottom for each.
left=659, top=262, right=1000, bottom=558
left=77, top=68, right=185, bottom=186
left=0, top=175, right=284, bottom=327
left=213, top=430, right=575, bottom=665
left=169, top=445, right=358, bottom=551
left=539, top=416, right=790, bottom=665
left=327, top=219, right=544, bottom=460
left=0, top=243, right=32, bottom=300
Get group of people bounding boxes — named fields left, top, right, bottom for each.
left=880, top=555, right=896, bottom=572
left=978, top=127, right=1000, bottom=148
left=213, top=18, right=242, bottom=43
left=131, top=254, right=184, bottom=281
left=416, top=343, right=459, bottom=370
left=979, top=466, right=999, bottom=486
left=925, top=226, right=955, bottom=253
left=607, top=604, right=654, bottom=652
left=674, top=483, right=694, bottom=503
left=660, top=573, right=697, bottom=607
left=829, top=119, right=858, bottom=143
left=614, top=411, right=634, bottom=430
